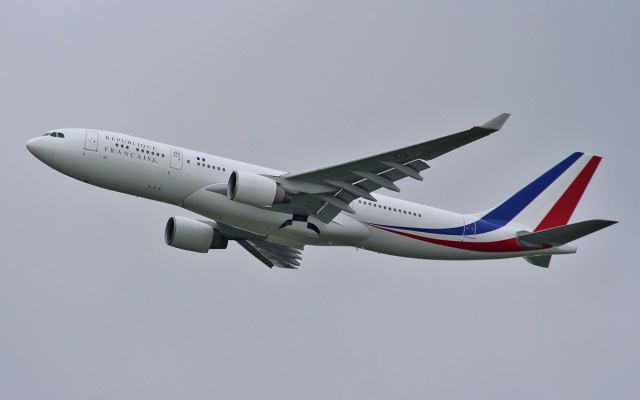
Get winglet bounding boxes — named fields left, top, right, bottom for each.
left=479, top=113, right=511, bottom=131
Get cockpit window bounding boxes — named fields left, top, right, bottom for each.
left=57, top=132, right=64, bottom=138
left=44, top=132, right=65, bottom=138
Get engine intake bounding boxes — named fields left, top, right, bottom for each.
left=227, top=170, right=289, bottom=207
left=164, top=216, right=228, bottom=253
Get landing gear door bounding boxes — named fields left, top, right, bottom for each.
left=463, top=216, right=476, bottom=240
left=170, top=149, right=183, bottom=170
left=84, top=130, right=99, bottom=151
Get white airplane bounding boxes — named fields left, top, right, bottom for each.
left=26, top=114, right=615, bottom=269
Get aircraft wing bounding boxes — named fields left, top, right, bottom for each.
left=278, top=113, right=510, bottom=223
left=236, top=238, right=303, bottom=269
left=212, top=221, right=304, bottom=269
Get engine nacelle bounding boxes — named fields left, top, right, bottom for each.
left=227, top=170, right=289, bottom=207
left=164, top=216, right=228, bottom=253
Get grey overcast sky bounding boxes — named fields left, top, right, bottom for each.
left=1, top=0, right=638, bottom=399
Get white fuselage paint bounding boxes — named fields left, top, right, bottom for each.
left=26, top=129, right=572, bottom=261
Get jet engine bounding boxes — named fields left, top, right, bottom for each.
left=227, top=170, right=289, bottom=207
left=164, top=216, right=228, bottom=253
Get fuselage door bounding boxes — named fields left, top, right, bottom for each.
left=463, top=216, right=476, bottom=239
left=170, top=149, right=183, bottom=170
left=84, top=130, right=99, bottom=151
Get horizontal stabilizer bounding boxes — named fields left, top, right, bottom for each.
left=517, top=219, right=617, bottom=249
left=524, top=255, right=552, bottom=268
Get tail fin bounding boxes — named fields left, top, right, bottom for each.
left=482, top=152, right=603, bottom=231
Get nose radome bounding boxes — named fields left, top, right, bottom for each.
left=26, top=137, right=39, bottom=154
left=26, top=136, right=52, bottom=163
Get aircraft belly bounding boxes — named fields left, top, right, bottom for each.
left=361, top=228, right=462, bottom=259
left=182, top=188, right=371, bottom=245
left=360, top=228, right=566, bottom=260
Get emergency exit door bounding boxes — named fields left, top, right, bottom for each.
left=170, top=149, right=183, bottom=170
left=463, top=216, right=476, bottom=239
left=84, top=130, right=99, bottom=151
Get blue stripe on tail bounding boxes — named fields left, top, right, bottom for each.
left=376, top=152, right=584, bottom=235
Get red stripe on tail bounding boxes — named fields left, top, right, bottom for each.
left=534, top=156, right=602, bottom=232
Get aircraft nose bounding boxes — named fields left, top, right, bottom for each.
left=26, top=137, right=53, bottom=163
left=25, top=137, right=37, bottom=153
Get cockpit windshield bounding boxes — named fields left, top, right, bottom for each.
left=43, top=132, right=65, bottom=138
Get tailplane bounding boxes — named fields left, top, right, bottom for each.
left=517, top=219, right=617, bottom=248
left=524, top=255, right=552, bottom=268
left=519, top=219, right=617, bottom=268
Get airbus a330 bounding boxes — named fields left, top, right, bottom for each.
left=26, top=114, right=615, bottom=269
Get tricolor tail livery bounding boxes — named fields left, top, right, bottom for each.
left=373, top=151, right=616, bottom=267
left=488, top=152, right=603, bottom=232
left=501, top=152, right=615, bottom=267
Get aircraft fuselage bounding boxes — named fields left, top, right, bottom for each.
left=26, top=128, right=591, bottom=264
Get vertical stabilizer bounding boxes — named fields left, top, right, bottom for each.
left=481, top=152, right=602, bottom=230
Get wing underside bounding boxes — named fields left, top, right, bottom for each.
left=236, top=239, right=303, bottom=269
left=212, top=222, right=305, bottom=269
